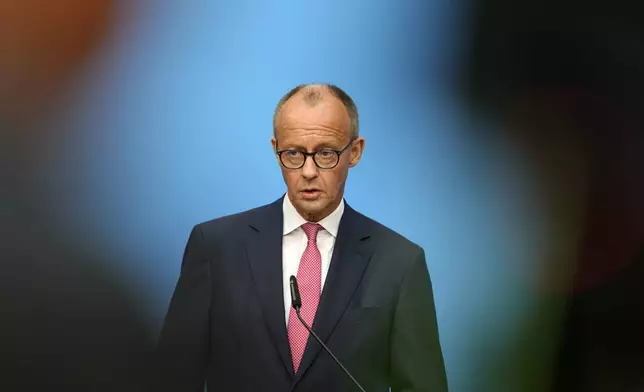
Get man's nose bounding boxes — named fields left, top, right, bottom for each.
left=301, top=156, right=319, bottom=179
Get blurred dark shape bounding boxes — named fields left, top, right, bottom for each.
left=0, top=1, right=152, bottom=390
left=460, top=0, right=644, bottom=390
left=462, top=0, right=644, bottom=132
left=0, top=209, right=153, bottom=391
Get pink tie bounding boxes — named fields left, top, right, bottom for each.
left=288, top=223, right=323, bottom=373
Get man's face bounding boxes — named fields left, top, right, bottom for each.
left=271, top=93, right=364, bottom=222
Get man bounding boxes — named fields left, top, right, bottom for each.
left=155, top=84, right=448, bottom=391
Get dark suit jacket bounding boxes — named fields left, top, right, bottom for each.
left=154, top=197, right=448, bottom=392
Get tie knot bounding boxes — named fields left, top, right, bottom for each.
left=301, top=223, right=322, bottom=242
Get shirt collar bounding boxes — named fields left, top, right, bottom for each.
left=282, top=194, right=345, bottom=237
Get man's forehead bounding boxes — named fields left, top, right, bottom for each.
left=277, top=98, right=349, bottom=127
left=276, top=126, right=349, bottom=146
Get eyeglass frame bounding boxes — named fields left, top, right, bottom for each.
left=275, top=137, right=357, bottom=169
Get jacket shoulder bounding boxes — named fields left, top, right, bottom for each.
left=191, top=201, right=277, bottom=240
left=352, top=208, right=423, bottom=255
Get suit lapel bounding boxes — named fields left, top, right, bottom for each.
left=291, top=203, right=374, bottom=387
left=246, top=196, right=295, bottom=377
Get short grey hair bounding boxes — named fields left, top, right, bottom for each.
left=273, top=83, right=359, bottom=138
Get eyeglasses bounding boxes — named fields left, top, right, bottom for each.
left=275, top=138, right=356, bottom=169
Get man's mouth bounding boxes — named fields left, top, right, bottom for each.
left=300, top=189, right=322, bottom=199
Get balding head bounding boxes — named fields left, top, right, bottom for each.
left=273, top=84, right=359, bottom=139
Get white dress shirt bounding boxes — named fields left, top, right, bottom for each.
left=282, top=194, right=345, bottom=326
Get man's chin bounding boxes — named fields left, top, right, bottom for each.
left=296, top=197, right=324, bottom=209
left=293, top=199, right=328, bottom=221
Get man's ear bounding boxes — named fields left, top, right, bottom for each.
left=271, top=137, right=281, bottom=165
left=271, top=137, right=277, bottom=152
left=349, top=137, right=365, bottom=167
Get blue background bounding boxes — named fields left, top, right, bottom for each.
left=41, top=1, right=552, bottom=390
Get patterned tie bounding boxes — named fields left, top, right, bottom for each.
left=288, top=222, right=323, bottom=373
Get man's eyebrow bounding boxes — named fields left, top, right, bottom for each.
left=279, top=143, right=333, bottom=150
left=278, top=138, right=346, bottom=151
left=278, top=142, right=305, bottom=150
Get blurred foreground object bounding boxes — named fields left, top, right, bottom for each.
left=0, top=1, right=152, bottom=390
left=0, top=0, right=113, bottom=124
left=461, top=0, right=644, bottom=390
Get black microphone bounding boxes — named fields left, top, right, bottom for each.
left=289, top=275, right=367, bottom=392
